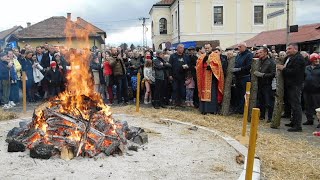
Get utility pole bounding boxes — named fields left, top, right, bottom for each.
left=139, top=17, right=149, bottom=47
left=286, top=0, right=290, bottom=47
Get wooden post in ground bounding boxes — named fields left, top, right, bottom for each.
left=248, top=58, right=261, bottom=122
left=22, top=71, right=27, bottom=113
left=136, top=73, right=141, bottom=112
left=271, top=57, right=285, bottom=128
left=221, top=56, right=236, bottom=115
left=236, top=82, right=251, bottom=145
left=245, top=108, right=260, bottom=180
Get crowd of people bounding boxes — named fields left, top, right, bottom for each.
left=0, top=42, right=319, bottom=132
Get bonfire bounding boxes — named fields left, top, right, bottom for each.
left=6, top=17, right=147, bottom=159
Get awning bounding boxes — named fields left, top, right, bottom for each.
left=171, top=41, right=197, bottom=49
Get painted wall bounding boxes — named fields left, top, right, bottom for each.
left=150, top=0, right=296, bottom=49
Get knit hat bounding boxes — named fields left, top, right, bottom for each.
left=54, top=53, right=60, bottom=57
left=310, top=53, right=319, bottom=62
left=50, top=61, right=57, bottom=67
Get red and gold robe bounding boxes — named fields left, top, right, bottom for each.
left=196, top=52, right=224, bottom=103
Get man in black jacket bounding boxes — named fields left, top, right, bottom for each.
left=169, top=44, right=190, bottom=107
left=232, top=42, right=253, bottom=114
left=254, top=47, right=276, bottom=122
left=277, top=43, right=305, bottom=132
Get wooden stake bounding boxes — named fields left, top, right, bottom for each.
left=236, top=82, right=251, bottom=145
left=136, top=73, right=141, bottom=112
left=245, top=108, right=260, bottom=180
left=22, top=71, right=27, bottom=113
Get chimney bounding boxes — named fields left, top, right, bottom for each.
left=67, top=13, right=71, bottom=20
left=77, top=17, right=81, bottom=22
left=27, top=22, right=31, bottom=27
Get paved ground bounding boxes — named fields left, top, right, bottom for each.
left=0, top=113, right=243, bottom=180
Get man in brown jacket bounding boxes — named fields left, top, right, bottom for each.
left=110, top=47, right=129, bottom=104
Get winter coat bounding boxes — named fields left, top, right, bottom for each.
left=33, top=62, right=44, bottom=83
left=257, top=57, right=276, bottom=87
left=304, top=65, right=320, bottom=93
left=21, top=58, right=34, bottom=83
left=283, top=52, right=305, bottom=87
left=129, top=57, right=142, bottom=76
left=11, top=58, right=21, bottom=80
left=103, top=61, right=113, bottom=76
left=185, top=77, right=195, bottom=89
left=143, top=67, right=155, bottom=83
left=169, top=53, right=190, bottom=80
left=0, top=60, right=9, bottom=80
left=153, top=56, right=172, bottom=80
left=46, top=69, right=62, bottom=87
left=234, top=49, right=253, bottom=78
left=110, top=56, right=126, bottom=76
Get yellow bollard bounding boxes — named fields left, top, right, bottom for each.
left=136, top=73, right=141, bottom=112
left=22, top=71, right=27, bottom=113
left=245, top=108, right=260, bottom=180
left=236, top=82, right=251, bottom=145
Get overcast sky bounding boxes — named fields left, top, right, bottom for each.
left=0, top=0, right=318, bottom=46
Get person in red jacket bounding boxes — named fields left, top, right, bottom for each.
left=103, top=52, right=113, bottom=104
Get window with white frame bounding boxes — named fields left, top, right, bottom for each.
left=214, top=6, right=223, bottom=25
left=254, top=6, right=264, bottom=24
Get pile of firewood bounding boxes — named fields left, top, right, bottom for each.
left=6, top=102, right=148, bottom=159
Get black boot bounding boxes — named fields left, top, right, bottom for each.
left=288, top=127, right=302, bottom=132
left=285, top=123, right=294, bottom=127
left=303, top=121, right=314, bottom=125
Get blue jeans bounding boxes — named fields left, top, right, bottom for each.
left=9, top=83, right=20, bottom=103
left=114, top=75, right=128, bottom=103
left=186, top=88, right=194, bottom=102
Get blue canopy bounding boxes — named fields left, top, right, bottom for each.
left=171, top=41, right=197, bottom=49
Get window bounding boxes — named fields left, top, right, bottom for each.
left=214, top=6, right=223, bottom=25
left=254, top=6, right=264, bottom=24
left=159, top=18, right=167, bottom=34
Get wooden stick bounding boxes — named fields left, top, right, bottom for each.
left=242, top=82, right=251, bottom=137
left=22, top=71, right=27, bottom=113
left=245, top=108, right=260, bottom=180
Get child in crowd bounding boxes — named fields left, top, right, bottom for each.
left=143, top=58, right=155, bottom=104
left=185, top=71, right=195, bottom=107
left=46, top=61, right=62, bottom=98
